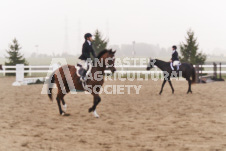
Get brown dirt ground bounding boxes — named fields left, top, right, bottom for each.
left=0, top=77, right=226, bottom=151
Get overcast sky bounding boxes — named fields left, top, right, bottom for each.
left=0, top=0, right=226, bottom=57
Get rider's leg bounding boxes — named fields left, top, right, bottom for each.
left=170, top=62, right=174, bottom=70
left=78, top=60, right=88, bottom=82
left=79, top=68, right=87, bottom=79
left=173, top=61, right=180, bottom=71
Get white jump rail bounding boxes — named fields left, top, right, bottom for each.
left=0, top=65, right=54, bottom=76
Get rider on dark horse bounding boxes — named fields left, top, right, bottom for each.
left=146, top=45, right=195, bottom=94
left=170, top=45, right=180, bottom=71
left=78, top=33, right=96, bottom=82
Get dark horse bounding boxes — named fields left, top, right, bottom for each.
left=47, top=49, right=116, bottom=117
left=146, top=59, right=196, bottom=94
left=0, top=65, right=2, bottom=70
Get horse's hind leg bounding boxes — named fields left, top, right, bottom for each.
left=189, top=80, right=192, bottom=93
left=61, top=91, right=69, bottom=112
left=56, top=88, right=67, bottom=115
left=56, top=92, right=65, bottom=115
left=61, top=98, right=67, bottom=112
left=61, top=88, right=70, bottom=112
left=186, top=78, right=192, bottom=94
left=168, top=77, right=174, bottom=94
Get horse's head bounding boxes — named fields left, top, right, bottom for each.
left=0, top=64, right=2, bottom=70
left=146, top=59, right=156, bottom=70
left=97, top=49, right=116, bottom=73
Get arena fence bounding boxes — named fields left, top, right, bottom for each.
left=0, top=63, right=225, bottom=85
left=0, top=64, right=226, bottom=75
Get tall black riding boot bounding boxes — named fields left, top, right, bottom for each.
left=78, top=68, right=87, bottom=82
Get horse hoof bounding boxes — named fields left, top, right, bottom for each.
left=61, top=112, right=65, bottom=116
left=63, top=104, right=67, bottom=112
left=88, top=108, right=93, bottom=113
left=93, top=110, right=99, bottom=118
left=94, top=114, right=99, bottom=118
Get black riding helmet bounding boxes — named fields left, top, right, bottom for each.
left=172, top=45, right=177, bottom=50
left=84, top=33, right=92, bottom=39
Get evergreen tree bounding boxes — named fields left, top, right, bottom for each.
left=180, top=29, right=206, bottom=64
left=92, top=30, right=108, bottom=55
left=5, top=38, right=28, bottom=75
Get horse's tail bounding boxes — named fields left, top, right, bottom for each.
left=191, top=65, right=196, bottom=84
left=47, top=71, right=55, bottom=101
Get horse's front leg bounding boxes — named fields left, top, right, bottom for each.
left=159, top=79, right=166, bottom=95
left=89, top=94, right=101, bottom=118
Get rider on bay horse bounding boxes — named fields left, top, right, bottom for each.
left=78, top=33, right=96, bottom=82
left=170, top=45, right=180, bottom=71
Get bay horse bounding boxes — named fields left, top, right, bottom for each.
left=146, top=59, right=196, bottom=94
left=47, top=49, right=116, bottom=117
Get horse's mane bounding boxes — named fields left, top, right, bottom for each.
left=154, top=59, right=168, bottom=64
left=152, top=59, right=170, bottom=70
left=151, top=59, right=169, bottom=66
left=97, top=49, right=109, bottom=59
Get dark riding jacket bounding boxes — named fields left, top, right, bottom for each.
left=171, top=50, right=179, bottom=62
left=79, top=40, right=96, bottom=61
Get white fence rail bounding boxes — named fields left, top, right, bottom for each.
left=0, top=64, right=226, bottom=76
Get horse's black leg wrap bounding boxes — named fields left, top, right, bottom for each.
left=56, top=97, right=64, bottom=115
left=159, top=80, right=166, bottom=95
left=89, top=95, right=101, bottom=112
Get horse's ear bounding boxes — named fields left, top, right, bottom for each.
left=112, top=50, right=116, bottom=54
left=109, top=49, right=112, bottom=52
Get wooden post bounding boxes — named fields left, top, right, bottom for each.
left=195, top=64, right=199, bottom=83
left=219, top=62, right=222, bottom=80
left=29, top=67, right=32, bottom=76
left=213, top=62, right=217, bottom=79
left=3, top=66, right=5, bottom=76
left=200, top=64, right=202, bottom=81
left=215, top=63, right=217, bottom=79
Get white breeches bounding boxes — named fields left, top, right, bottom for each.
left=78, top=60, right=88, bottom=70
left=170, top=61, right=180, bottom=70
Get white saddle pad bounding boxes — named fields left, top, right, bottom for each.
left=173, top=61, right=180, bottom=66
